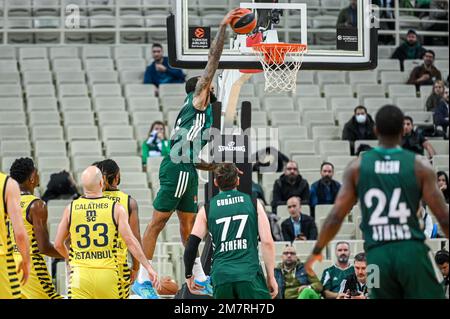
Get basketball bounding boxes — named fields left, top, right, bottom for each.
left=157, top=276, right=179, bottom=295
left=230, top=8, right=257, bottom=35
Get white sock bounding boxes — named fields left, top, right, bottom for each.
left=137, top=260, right=152, bottom=284
left=192, top=257, right=207, bottom=282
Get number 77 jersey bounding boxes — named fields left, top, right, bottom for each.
left=357, top=147, right=425, bottom=250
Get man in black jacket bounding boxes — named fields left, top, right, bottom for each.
left=281, top=196, right=318, bottom=242
left=271, top=161, right=310, bottom=214
left=391, top=29, right=427, bottom=71
left=342, top=105, right=376, bottom=155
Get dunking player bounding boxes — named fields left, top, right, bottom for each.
left=184, top=163, right=278, bottom=299
left=132, top=8, right=246, bottom=299
left=0, top=169, right=30, bottom=299
left=95, top=159, right=141, bottom=299
left=9, top=158, right=62, bottom=299
left=305, top=105, right=449, bottom=299
left=55, top=166, right=158, bottom=299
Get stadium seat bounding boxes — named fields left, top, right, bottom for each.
left=0, top=141, right=31, bottom=157
left=37, top=157, right=70, bottom=173
left=125, top=84, right=156, bottom=97
left=291, top=155, right=323, bottom=172
left=312, top=126, right=340, bottom=140
left=114, top=46, right=143, bottom=59
left=160, top=96, right=187, bottom=113
left=63, top=111, right=95, bottom=127
left=31, top=125, right=64, bottom=141
left=84, top=58, right=114, bottom=71
left=60, top=97, right=92, bottom=111
left=35, top=140, right=67, bottom=157
left=319, top=140, right=351, bottom=157
left=296, top=70, right=315, bottom=84
left=0, top=84, right=22, bottom=98
left=405, top=111, right=433, bottom=126
left=429, top=140, right=449, bottom=155
left=29, top=111, right=60, bottom=126
left=105, top=140, right=138, bottom=157
left=263, top=97, right=295, bottom=112
left=433, top=155, right=449, bottom=171
left=52, top=58, right=83, bottom=72
left=93, top=97, right=126, bottom=111
left=395, top=97, right=424, bottom=111
left=111, top=156, right=142, bottom=172
left=388, top=84, right=417, bottom=98
left=91, top=84, right=122, bottom=97
left=380, top=71, right=408, bottom=87
left=22, top=71, right=53, bottom=85
left=0, top=61, right=18, bottom=73
left=278, top=126, right=309, bottom=141
left=326, top=155, right=356, bottom=170
left=67, top=126, right=99, bottom=141
left=323, top=84, right=353, bottom=98
left=127, top=97, right=160, bottom=112
left=20, top=59, right=50, bottom=71
left=97, top=111, right=130, bottom=126
left=0, top=47, right=16, bottom=60
left=364, top=97, right=394, bottom=111
left=270, top=111, right=301, bottom=126
left=283, top=140, right=316, bottom=156
left=131, top=111, right=164, bottom=126
left=87, top=70, right=119, bottom=85
left=0, top=97, right=24, bottom=111
left=72, top=155, right=106, bottom=174
left=159, top=84, right=186, bottom=97
left=294, top=84, right=321, bottom=97
left=58, top=84, right=89, bottom=98
left=356, top=84, right=386, bottom=101
left=0, top=126, right=29, bottom=141
left=120, top=172, right=149, bottom=188
left=49, top=47, right=79, bottom=60
left=297, top=97, right=328, bottom=113
left=19, top=47, right=47, bottom=60
left=101, top=126, right=134, bottom=141
left=0, top=111, right=26, bottom=125
left=317, top=71, right=346, bottom=86
left=0, top=72, right=20, bottom=85
left=69, top=141, right=103, bottom=157
left=25, top=84, right=56, bottom=98
left=349, top=70, right=378, bottom=85
left=28, top=97, right=58, bottom=112
left=82, top=46, right=111, bottom=59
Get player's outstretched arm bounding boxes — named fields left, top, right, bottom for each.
left=6, top=178, right=30, bottom=285
left=115, top=203, right=159, bottom=287
left=31, top=200, right=63, bottom=258
left=192, top=8, right=246, bottom=111
left=305, top=159, right=359, bottom=275
left=54, top=205, right=71, bottom=260
left=416, top=157, right=449, bottom=238
left=257, top=200, right=278, bottom=299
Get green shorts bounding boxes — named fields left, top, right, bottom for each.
left=152, top=156, right=199, bottom=213
left=367, top=240, right=445, bottom=299
left=213, top=272, right=271, bottom=299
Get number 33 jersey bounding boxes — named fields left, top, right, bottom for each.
left=69, top=197, right=119, bottom=269
left=357, top=147, right=425, bottom=250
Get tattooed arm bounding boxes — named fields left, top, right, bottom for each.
left=192, top=8, right=245, bottom=111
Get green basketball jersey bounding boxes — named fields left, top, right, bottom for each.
left=207, top=190, right=262, bottom=286
left=170, top=92, right=212, bottom=163
left=357, top=147, right=425, bottom=251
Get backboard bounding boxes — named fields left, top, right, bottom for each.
left=167, top=0, right=378, bottom=70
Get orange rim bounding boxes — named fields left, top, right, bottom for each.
left=251, top=43, right=307, bottom=64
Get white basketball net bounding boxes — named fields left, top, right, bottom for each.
left=252, top=44, right=307, bottom=94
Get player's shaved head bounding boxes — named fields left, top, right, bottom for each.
left=375, top=105, right=404, bottom=137
left=81, top=166, right=103, bottom=194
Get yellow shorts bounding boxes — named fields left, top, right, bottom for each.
left=118, top=262, right=131, bottom=299
left=0, top=254, right=21, bottom=299
left=13, top=254, right=61, bottom=299
left=68, top=266, right=120, bottom=299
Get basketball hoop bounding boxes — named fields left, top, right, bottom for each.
left=251, top=43, right=307, bottom=93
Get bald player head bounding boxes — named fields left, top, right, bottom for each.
left=81, top=166, right=104, bottom=196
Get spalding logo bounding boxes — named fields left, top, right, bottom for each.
left=218, top=141, right=246, bottom=152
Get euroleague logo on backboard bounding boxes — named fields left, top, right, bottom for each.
left=194, top=28, right=205, bottom=39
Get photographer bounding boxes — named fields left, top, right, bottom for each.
left=337, top=253, right=368, bottom=299
left=142, top=121, right=170, bottom=166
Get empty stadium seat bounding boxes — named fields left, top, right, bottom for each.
left=0, top=126, right=29, bottom=141
left=28, top=97, right=58, bottom=112
left=67, top=126, right=99, bottom=141
left=72, top=155, right=106, bottom=173
left=37, top=156, right=70, bottom=173
left=0, top=97, right=23, bottom=111
left=297, top=97, right=328, bottom=113
left=92, top=84, right=122, bottom=97
left=60, top=97, right=92, bottom=111
left=52, top=58, right=83, bottom=71
left=29, top=111, right=60, bottom=126
left=291, top=155, right=323, bottom=172
left=69, top=141, right=103, bottom=157
left=105, top=140, right=138, bottom=157
left=283, top=140, right=316, bottom=156
left=0, top=141, right=31, bottom=157
left=35, top=140, right=67, bottom=157
left=0, top=111, right=26, bottom=125
left=111, top=156, right=142, bottom=172
left=97, top=111, right=130, bottom=126
left=101, top=126, right=134, bottom=141
left=319, top=140, right=351, bottom=156
left=125, top=84, right=156, bottom=97
left=63, top=111, right=95, bottom=126
left=94, top=97, right=126, bottom=111
left=127, top=97, right=159, bottom=112
left=25, top=84, right=56, bottom=98
left=31, top=125, right=64, bottom=141
left=131, top=111, right=164, bottom=125
left=270, top=111, right=301, bottom=126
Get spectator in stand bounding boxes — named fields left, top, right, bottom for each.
left=435, top=250, right=449, bottom=299
left=321, top=242, right=355, bottom=299
left=143, top=43, right=186, bottom=95
left=424, top=0, right=449, bottom=46
left=437, top=171, right=449, bottom=203
left=337, top=0, right=358, bottom=28
left=274, top=245, right=323, bottom=299
left=426, top=80, right=446, bottom=112
left=271, top=161, right=310, bottom=214
left=309, top=162, right=341, bottom=219
left=337, top=252, right=369, bottom=299
left=142, top=121, right=170, bottom=166
left=401, top=116, right=436, bottom=159
left=433, top=86, right=449, bottom=135
left=391, top=29, right=426, bottom=71
left=407, top=50, right=442, bottom=90
left=342, top=106, right=376, bottom=155
left=281, top=196, right=317, bottom=242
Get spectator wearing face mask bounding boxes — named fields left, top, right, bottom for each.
left=309, top=162, right=341, bottom=219
left=342, top=106, right=376, bottom=155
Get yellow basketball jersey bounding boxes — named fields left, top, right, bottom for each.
left=0, top=173, right=10, bottom=256
left=103, top=190, right=130, bottom=265
left=10, top=194, right=40, bottom=256
left=69, top=197, right=119, bottom=269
